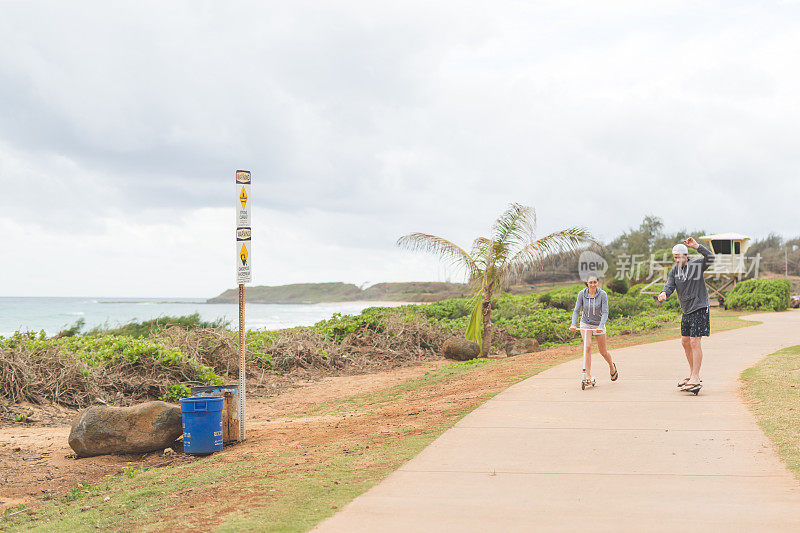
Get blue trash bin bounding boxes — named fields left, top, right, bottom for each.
left=180, top=396, right=224, bottom=455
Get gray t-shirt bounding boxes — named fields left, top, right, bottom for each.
left=661, top=244, right=715, bottom=314
left=571, top=287, right=609, bottom=328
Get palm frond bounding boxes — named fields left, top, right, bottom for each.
left=464, top=288, right=484, bottom=349
left=470, top=237, right=492, bottom=265
left=397, top=233, right=479, bottom=279
left=491, top=203, right=536, bottom=248
left=472, top=237, right=516, bottom=291
left=508, top=227, right=595, bottom=277
left=469, top=238, right=502, bottom=283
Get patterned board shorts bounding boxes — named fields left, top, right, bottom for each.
left=681, top=307, right=710, bottom=337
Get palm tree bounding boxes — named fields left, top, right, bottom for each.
left=398, top=203, right=593, bottom=356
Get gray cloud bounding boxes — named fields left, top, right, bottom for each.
left=1, top=1, right=799, bottom=295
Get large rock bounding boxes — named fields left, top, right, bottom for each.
left=504, top=338, right=540, bottom=357
left=68, top=401, right=183, bottom=458
left=442, top=337, right=480, bottom=361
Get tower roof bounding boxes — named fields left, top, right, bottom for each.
left=700, top=233, right=750, bottom=241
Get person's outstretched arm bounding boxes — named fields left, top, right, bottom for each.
left=658, top=268, right=676, bottom=301
left=696, top=243, right=715, bottom=272
left=684, top=236, right=715, bottom=272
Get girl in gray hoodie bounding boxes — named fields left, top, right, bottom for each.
left=569, top=275, right=618, bottom=382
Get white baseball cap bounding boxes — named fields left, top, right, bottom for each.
left=672, top=243, right=689, bottom=255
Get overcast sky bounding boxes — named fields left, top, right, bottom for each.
left=1, top=1, right=798, bottom=297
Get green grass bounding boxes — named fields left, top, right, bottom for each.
left=4, top=454, right=262, bottom=532
left=741, top=345, right=800, bottom=480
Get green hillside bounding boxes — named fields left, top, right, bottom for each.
left=207, top=281, right=472, bottom=304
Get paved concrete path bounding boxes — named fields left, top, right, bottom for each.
left=315, top=311, right=800, bottom=532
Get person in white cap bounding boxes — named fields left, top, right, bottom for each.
left=657, top=237, right=715, bottom=393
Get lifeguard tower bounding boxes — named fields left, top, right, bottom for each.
left=699, top=233, right=760, bottom=301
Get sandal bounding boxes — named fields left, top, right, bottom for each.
left=682, top=383, right=702, bottom=395
left=678, top=378, right=702, bottom=388
left=610, top=363, right=618, bottom=381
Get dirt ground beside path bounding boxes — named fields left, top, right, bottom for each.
left=0, top=425, right=197, bottom=511
left=1, top=346, right=573, bottom=522
left=0, top=364, right=435, bottom=513
left=1, top=311, right=754, bottom=530
left=120, top=346, right=579, bottom=531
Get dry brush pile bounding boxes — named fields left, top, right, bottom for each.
left=159, top=310, right=454, bottom=381
left=1, top=309, right=458, bottom=409
left=0, top=331, right=221, bottom=408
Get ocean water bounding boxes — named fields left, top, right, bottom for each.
left=0, top=297, right=399, bottom=337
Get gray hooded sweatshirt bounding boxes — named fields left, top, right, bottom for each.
left=571, top=287, right=609, bottom=328
left=661, top=244, right=715, bottom=314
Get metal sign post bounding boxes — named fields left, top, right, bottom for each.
left=235, top=169, right=252, bottom=441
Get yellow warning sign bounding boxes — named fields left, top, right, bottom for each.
left=235, top=170, right=252, bottom=284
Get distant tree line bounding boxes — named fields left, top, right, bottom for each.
left=747, top=234, right=800, bottom=276
left=520, top=216, right=800, bottom=283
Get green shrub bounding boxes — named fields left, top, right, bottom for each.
left=607, top=308, right=681, bottom=335
left=90, top=313, right=228, bottom=338
left=312, top=311, right=388, bottom=342
left=627, top=283, right=648, bottom=296
left=55, top=318, right=85, bottom=338
left=538, top=284, right=584, bottom=310
left=56, top=336, right=220, bottom=384
left=725, top=279, right=791, bottom=311
left=395, top=298, right=473, bottom=334
left=435, top=316, right=471, bottom=332
left=159, top=384, right=191, bottom=402
left=494, top=308, right=573, bottom=344
left=492, top=293, right=542, bottom=320
left=608, top=295, right=647, bottom=318
left=606, top=278, right=628, bottom=294
left=409, top=298, right=473, bottom=321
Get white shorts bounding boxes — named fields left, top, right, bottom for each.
left=580, top=322, right=606, bottom=336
